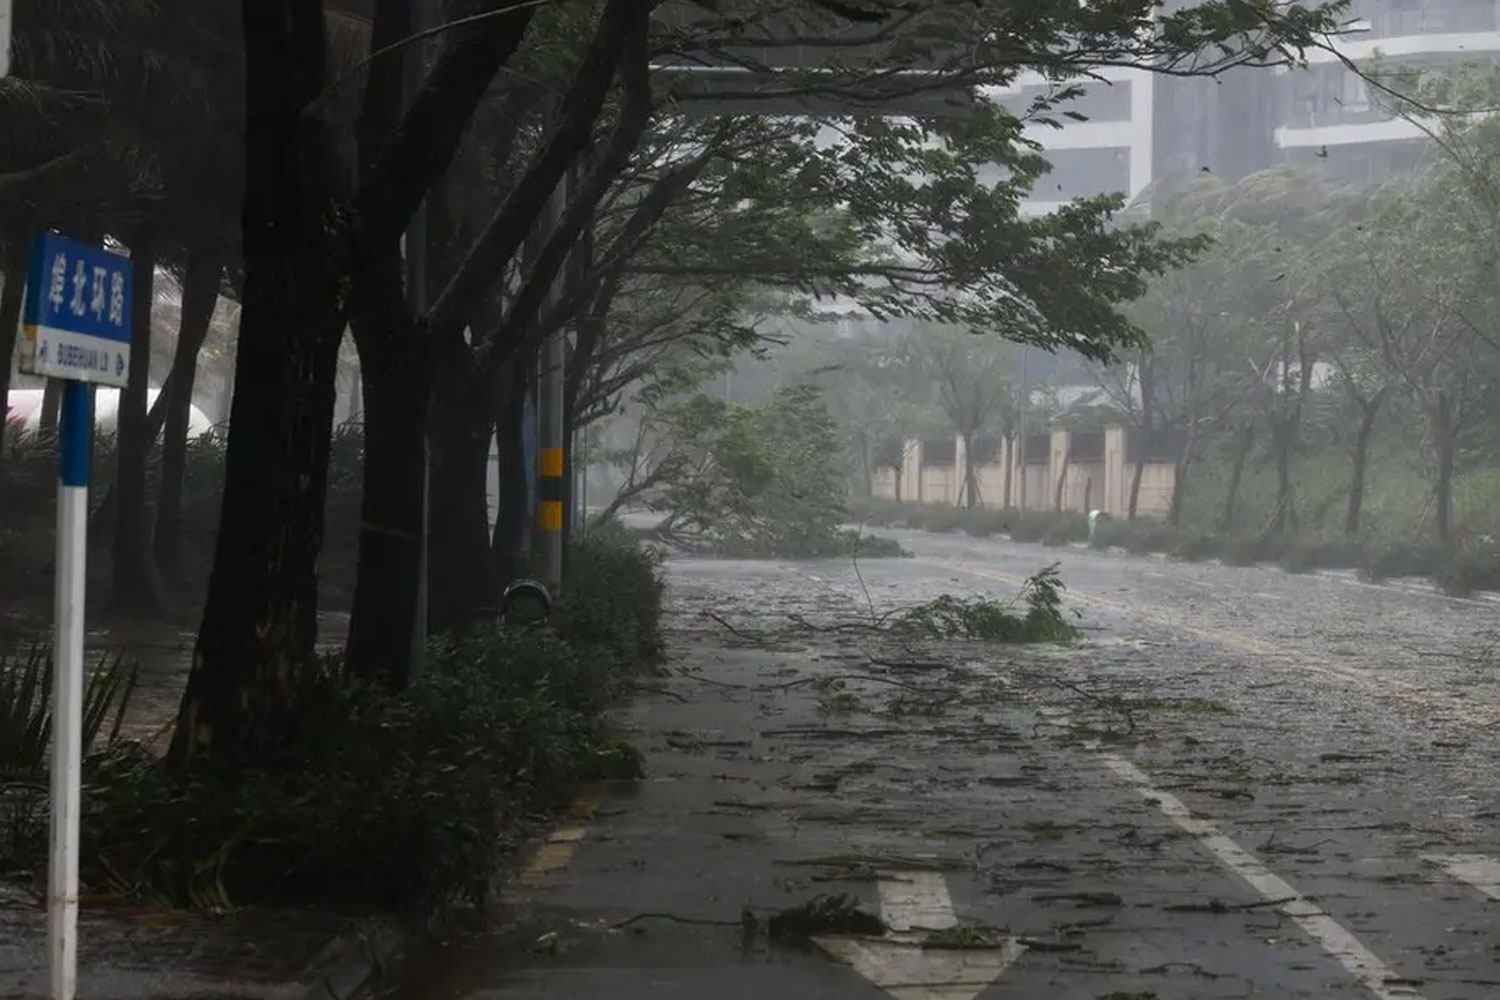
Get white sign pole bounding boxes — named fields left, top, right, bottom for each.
left=48, top=381, right=90, bottom=1000
left=0, top=0, right=11, bottom=79
left=24, top=232, right=131, bottom=1000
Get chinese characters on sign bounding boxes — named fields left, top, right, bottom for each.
left=19, top=232, right=134, bottom=387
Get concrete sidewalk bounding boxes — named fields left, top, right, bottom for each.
left=391, top=554, right=1500, bottom=999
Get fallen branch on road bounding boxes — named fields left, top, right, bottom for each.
left=1161, top=896, right=1299, bottom=913
left=698, top=610, right=769, bottom=645
left=609, top=912, right=747, bottom=931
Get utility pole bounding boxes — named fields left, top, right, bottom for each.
left=1017, top=346, right=1028, bottom=511
left=404, top=0, right=431, bottom=679
left=536, top=180, right=567, bottom=591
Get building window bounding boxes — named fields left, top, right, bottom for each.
left=1012, top=81, right=1133, bottom=123
left=1071, top=431, right=1105, bottom=463
left=922, top=438, right=956, bottom=466
left=1036, top=146, right=1132, bottom=201
left=1341, top=69, right=1369, bottom=112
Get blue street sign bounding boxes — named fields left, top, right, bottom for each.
left=19, top=232, right=133, bottom=387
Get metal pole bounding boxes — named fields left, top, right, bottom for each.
left=49, top=381, right=90, bottom=1000
left=405, top=0, right=431, bottom=679
left=1017, top=346, right=1028, bottom=511
left=536, top=180, right=567, bottom=591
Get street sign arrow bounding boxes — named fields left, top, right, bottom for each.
left=815, top=871, right=1025, bottom=1000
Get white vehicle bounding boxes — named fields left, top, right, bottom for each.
left=4, top=387, right=215, bottom=437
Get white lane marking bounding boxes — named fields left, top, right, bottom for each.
left=1422, top=853, right=1500, bottom=900
left=815, top=871, right=1025, bottom=1000
left=879, top=871, right=958, bottom=932
left=816, top=936, right=1026, bottom=1000
left=1102, top=754, right=1426, bottom=1000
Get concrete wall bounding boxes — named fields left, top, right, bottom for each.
left=868, top=424, right=1177, bottom=517
left=919, top=465, right=957, bottom=506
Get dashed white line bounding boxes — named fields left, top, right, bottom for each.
left=817, top=870, right=1025, bottom=1000
left=1102, top=753, right=1426, bottom=1000
left=1422, top=853, right=1500, bottom=900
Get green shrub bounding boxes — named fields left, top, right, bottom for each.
left=1277, top=539, right=1322, bottom=574
left=839, top=530, right=910, bottom=559
left=1434, top=547, right=1500, bottom=597
left=1169, top=532, right=1219, bottom=561
left=918, top=505, right=966, bottom=533
left=562, top=518, right=665, bottom=669
left=1092, top=519, right=1180, bottom=555
left=1314, top=538, right=1363, bottom=571
left=0, top=648, right=137, bottom=779
left=1040, top=514, right=1088, bottom=547
left=1220, top=534, right=1278, bottom=567
left=79, top=624, right=643, bottom=911
left=851, top=498, right=907, bottom=528
left=1359, top=539, right=1445, bottom=582
left=962, top=508, right=1011, bottom=538
left=1005, top=510, right=1051, bottom=543
left=58, top=525, right=666, bottom=913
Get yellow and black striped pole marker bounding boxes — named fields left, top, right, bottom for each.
left=537, top=443, right=565, bottom=543
left=535, top=180, right=568, bottom=590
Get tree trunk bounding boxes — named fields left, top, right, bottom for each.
left=0, top=252, right=24, bottom=490
left=1128, top=358, right=1155, bottom=520
left=864, top=428, right=876, bottom=497
left=154, top=247, right=222, bottom=582
left=1271, top=420, right=1296, bottom=534
left=170, top=0, right=348, bottom=768
left=345, top=246, right=429, bottom=685
left=1433, top=392, right=1454, bottom=547
left=428, top=345, right=496, bottom=635
left=112, top=234, right=160, bottom=615
left=1127, top=439, right=1147, bottom=521
left=1053, top=441, right=1069, bottom=511
left=1167, top=452, right=1191, bottom=527
left=1000, top=435, right=1012, bottom=510
left=1344, top=405, right=1381, bottom=537
left=1167, top=421, right=1202, bottom=529
left=1220, top=423, right=1254, bottom=532
left=962, top=431, right=979, bottom=509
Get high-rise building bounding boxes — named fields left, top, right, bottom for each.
left=990, top=68, right=1157, bottom=217
left=1008, top=1, right=1500, bottom=212
left=1273, top=0, right=1500, bottom=186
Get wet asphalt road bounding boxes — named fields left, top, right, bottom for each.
left=395, top=531, right=1500, bottom=1000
